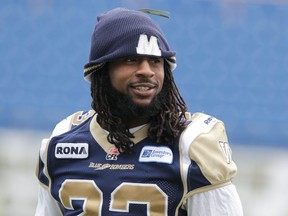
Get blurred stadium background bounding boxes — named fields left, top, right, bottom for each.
left=1, top=0, right=288, bottom=215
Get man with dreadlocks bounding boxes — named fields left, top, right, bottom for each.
left=35, top=8, right=243, bottom=216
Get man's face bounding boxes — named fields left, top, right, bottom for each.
left=108, top=56, right=165, bottom=107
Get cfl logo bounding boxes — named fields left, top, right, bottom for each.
left=106, top=147, right=119, bottom=161
left=106, top=154, right=118, bottom=160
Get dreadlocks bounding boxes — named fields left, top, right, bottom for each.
left=90, top=61, right=188, bottom=154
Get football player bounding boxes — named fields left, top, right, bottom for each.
left=35, top=8, right=243, bottom=215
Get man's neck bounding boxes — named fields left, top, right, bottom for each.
left=126, top=117, right=150, bottom=128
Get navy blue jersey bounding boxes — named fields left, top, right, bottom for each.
left=37, top=111, right=237, bottom=216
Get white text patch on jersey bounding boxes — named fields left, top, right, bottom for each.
left=139, top=146, right=173, bottom=164
left=55, top=143, right=89, bottom=159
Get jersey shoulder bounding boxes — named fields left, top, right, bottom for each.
left=181, top=112, right=237, bottom=186
left=36, top=110, right=95, bottom=188
left=51, top=110, right=95, bottom=137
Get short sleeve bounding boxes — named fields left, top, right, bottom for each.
left=36, top=110, right=95, bottom=183
left=181, top=112, right=237, bottom=197
left=51, top=110, right=95, bottom=137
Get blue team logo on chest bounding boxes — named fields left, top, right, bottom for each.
left=139, top=146, right=173, bottom=164
left=55, top=143, right=89, bottom=159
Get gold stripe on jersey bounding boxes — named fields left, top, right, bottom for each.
left=188, top=121, right=237, bottom=185
left=38, top=138, right=53, bottom=190
left=89, top=114, right=149, bottom=153
left=71, top=110, right=95, bottom=127
left=179, top=112, right=237, bottom=202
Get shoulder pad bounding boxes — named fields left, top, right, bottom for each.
left=51, top=110, right=95, bottom=137
left=181, top=112, right=237, bottom=185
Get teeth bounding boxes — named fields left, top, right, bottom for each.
left=135, top=86, right=150, bottom=91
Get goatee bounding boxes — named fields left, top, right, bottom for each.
left=106, top=85, right=166, bottom=119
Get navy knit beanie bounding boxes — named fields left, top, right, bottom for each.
left=84, top=8, right=176, bottom=82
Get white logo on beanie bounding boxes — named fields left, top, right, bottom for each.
left=136, top=34, right=161, bottom=56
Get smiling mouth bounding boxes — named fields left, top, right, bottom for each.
left=134, top=86, right=153, bottom=91
left=129, top=82, right=158, bottom=98
left=130, top=81, right=158, bottom=91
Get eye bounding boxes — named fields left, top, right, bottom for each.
left=123, top=57, right=138, bottom=64
left=150, top=57, right=163, bottom=64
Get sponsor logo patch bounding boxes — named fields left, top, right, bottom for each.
left=139, top=146, right=173, bottom=164
left=55, top=143, right=89, bottom=159
left=203, top=116, right=214, bottom=125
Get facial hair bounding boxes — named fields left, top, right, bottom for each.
left=106, top=84, right=167, bottom=119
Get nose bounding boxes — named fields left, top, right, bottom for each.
left=135, top=59, right=155, bottom=77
